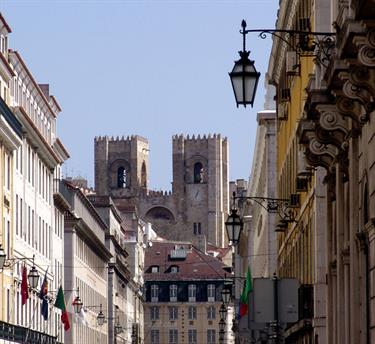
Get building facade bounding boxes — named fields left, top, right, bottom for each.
left=246, top=85, right=278, bottom=279
left=266, top=0, right=330, bottom=342
left=60, top=180, right=111, bottom=344
left=94, top=134, right=229, bottom=247
left=264, top=0, right=375, bottom=343
left=295, top=1, right=375, bottom=343
left=0, top=13, right=69, bottom=344
left=144, top=240, right=233, bottom=344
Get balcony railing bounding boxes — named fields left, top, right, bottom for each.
left=0, top=321, right=61, bottom=344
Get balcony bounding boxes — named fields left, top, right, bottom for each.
left=0, top=321, right=61, bottom=344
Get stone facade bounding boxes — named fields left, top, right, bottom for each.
left=94, top=134, right=229, bottom=248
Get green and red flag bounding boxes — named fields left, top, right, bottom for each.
left=239, top=267, right=252, bottom=318
left=54, top=285, right=70, bottom=331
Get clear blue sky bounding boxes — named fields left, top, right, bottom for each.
left=1, top=0, right=278, bottom=190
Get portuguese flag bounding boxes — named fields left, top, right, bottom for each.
left=239, top=267, right=252, bottom=318
left=54, top=286, right=70, bottom=331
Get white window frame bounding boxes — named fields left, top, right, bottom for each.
left=151, top=329, right=159, bottom=344
left=169, top=306, right=178, bottom=320
left=151, top=285, right=159, bottom=302
left=207, top=305, right=216, bottom=320
left=169, top=329, right=178, bottom=344
left=188, top=284, right=196, bottom=302
left=207, top=329, right=216, bottom=344
left=188, top=329, right=197, bottom=344
left=207, top=284, right=215, bottom=302
left=169, top=284, right=178, bottom=302
left=188, top=306, right=197, bottom=320
left=150, top=306, right=159, bottom=320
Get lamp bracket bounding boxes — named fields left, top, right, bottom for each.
left=240, top=23, right=336, bottom=67
left=232, top=192, right=297, bottom=223
left=0, top=255, right=36, bottom=272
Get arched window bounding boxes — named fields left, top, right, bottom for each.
left=141, top=162, right=147, bottom=187
left=194, top=162, right=203, bottom=183
left=117, top=167, right=127, bottom=188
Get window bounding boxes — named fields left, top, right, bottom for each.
left=117, top=167, right=127, bottom=188
left=169, top=306, right=178, bottom=320
left=207, top=329, right=216, bottom=344
left=150, top=306, right=159, bottom=320
left=151, top=285, right=159, bottom=302
left=169, top=329, right=178, bottom=344
left=188, top=329, right=197, bottom=344
left=151, top=266, right=159, bottom=273
left=207, top=306, right=215, bottom=320
left=188, top=306, right=196, bottom=320
left=151, top=330, right=159, bottom=344
left=207, top=284, right=215, bottom=302
left=188, top=284, right=196, bottom=302
left=170, top=265, right=179, bottom=273
left=194, top=162, right=203, bottom=183
left=193, top=223, right=201, bottom=235
left=169, top=284, right=177, bottom=302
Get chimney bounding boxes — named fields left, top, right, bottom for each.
left=193, top=235, right=207, bottom=254
left=38, top=84, right=50, bottom=98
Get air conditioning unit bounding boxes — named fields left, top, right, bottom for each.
left=286, top=51, right=299, bottom=75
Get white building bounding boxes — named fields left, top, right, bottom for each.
left=0, top=13, right=69, bottom=343
left=246, top=85, right=277, bottom=278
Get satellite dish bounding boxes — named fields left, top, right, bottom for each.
left=148, top=242, right=153, bottom=247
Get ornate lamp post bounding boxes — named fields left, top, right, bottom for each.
left=0, top=246, right=39, bottom=288
left=229, top=21, right=260, bottom=108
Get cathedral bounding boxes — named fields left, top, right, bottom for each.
left=94, top=134, right=229, bottom=248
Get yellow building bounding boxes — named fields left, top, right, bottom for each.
left=0, top=13, right=23, bottom=325
left=266, top=1, right=330, bottom=342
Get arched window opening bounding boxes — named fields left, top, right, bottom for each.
left=141, top=162, right=147, bottom=187
left=194, top=162, right=204, bottom=183
left=117, top=167, right=127, bottom=188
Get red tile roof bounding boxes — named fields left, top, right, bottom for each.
left=145, top=240, right=230, bottom=281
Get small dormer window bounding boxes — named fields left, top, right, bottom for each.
left=170, top=266, right=179, bottom=273
left=151, top=266, right=159, bottom=273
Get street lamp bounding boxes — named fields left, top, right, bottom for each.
left=0, top=246, right=39, bottom=288
left=229, top=21, right=260, bottom=108
left=219, top=303, right=228, bottom=320
left=97, top=304, right=106, bottom=326
left=219, top=319, right=226, bottom=331
left=219, top=329, right=225, bottom=344
left=28, top=265, right=40, bottom=289
left=221, top=287, right=231, bottom=306
left=72, top=287, right=83, bottom=314
left=225, top=208, right=243, bottom=245
left=229, top=20, right=336, bottom=108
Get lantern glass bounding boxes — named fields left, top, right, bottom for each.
left=28, top=266, right=39, bottom=289
left=225, top=209, right=243, bottom=244
left=219, top=304, right=227, bottom=320
left=229, top=51, right=260, bottom=107
left=97, top=310, right=105, bottom=326
left=0, top=245, right=6, bottom=270
left=221, top=287, right=231, bottom=305
left=73, top=297, right=83, bottom=314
